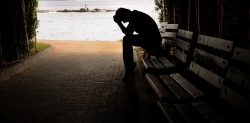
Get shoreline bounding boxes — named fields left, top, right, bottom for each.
left=37, top=39, right=121, bottom=42
left=38, top=9, right=116, bottom=13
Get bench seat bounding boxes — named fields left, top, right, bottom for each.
left=157, top=100, right=227, bottom=123
left=142, top=29, right=193, bottom=74
left=152, top=46, right=250, bottom=123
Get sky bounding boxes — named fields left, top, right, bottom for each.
left=38, top=0, right=155, bottom=13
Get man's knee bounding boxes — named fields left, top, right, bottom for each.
left=123, top=35, right=131, bottom=42
left=123, top=36, right=132, bottom=47
left=123, top=35, right=145, bottom=47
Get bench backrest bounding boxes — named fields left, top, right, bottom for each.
left=160, top=23, right=179, bottom=41
left=173, top=29, right=193, bottom=63
left=220, top=47, right=250, bottom=114
left=159, top=22, right=168, bottom=33
left=189, top=35, right=234, bottom=89
left=159, top=22, right=178, bottom=32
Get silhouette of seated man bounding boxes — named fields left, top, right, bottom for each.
left=113, top=8, right=163, bottom=81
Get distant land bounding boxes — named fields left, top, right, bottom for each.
left=38, top=8, right=115, bottom=13
left=57, top=8, right=116, bottom=12
left=38, top=10, right=55, bottom=13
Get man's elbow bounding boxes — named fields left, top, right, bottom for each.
left=124, top=31, right=132, bottom=36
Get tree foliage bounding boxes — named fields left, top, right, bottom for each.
left=0, top=0, right=39, bottom=69
left=154, top=0, right=166, bottom=22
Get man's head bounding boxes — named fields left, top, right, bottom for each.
left=114, top=8, right=132, bottom=23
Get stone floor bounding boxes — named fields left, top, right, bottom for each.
left=0, top=41, right=163, bottom=123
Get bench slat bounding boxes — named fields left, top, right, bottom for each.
left=189, top=62, right=224, bottom=89
left=192, top=101, right=225, bottom=123
left=160, top=22, right=168, bottom=28
left=220, top=85, right=250, bottom=113
left=157, top=101, right=186, bottom=123
left=174, top=49, right=187, bottom=63
left=176, top=39, right=191, bottom=51
left=161, top=32, right=176, bottom=38
left=226, top=67, right=250, bottom=90
left=194, top=48, right=229, bottom=68
left=197, top=35, right=233, bottom=52
left=232, top=47, right=250, bottom=64
left=170, top=73, right=205, bottom=99
left=142, top=58, right=154, bottom=70
left=160, top=75, right=191, bottom=100
left=145, top=74, right=169, bottom=100
left=175, top=103, right=204, bottom=123
left=177, top=29, right=193, bottom=40
left=158, top=57, right=175, bottom=68
left=159, top=28, right=165, bottom=33
left=150, top=57, right=165, bottom=70
left=165, top=24, right=179, bottom=30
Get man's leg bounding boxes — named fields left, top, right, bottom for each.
left=122, top=35, right=144, bottom=81
left=145, top=37, right=164, bottom=57
left=123, top=36, right=136, bottom=74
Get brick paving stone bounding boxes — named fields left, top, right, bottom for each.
left=0, top=41, right=160, bottom=123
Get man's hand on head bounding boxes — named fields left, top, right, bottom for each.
left=113, top=14, right=127, bottom=34
left=113, top=15, right=121, bottom=23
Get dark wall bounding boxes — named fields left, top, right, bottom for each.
left=222, top=0, right=249, bottom=48
left=0, top=0, right=38, bottom=69
left=0, top=1, right=19, bottom=65
left=165, top=0, right=249, bottom=48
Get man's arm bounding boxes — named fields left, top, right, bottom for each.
left=113, top=15, right=133, bottom=36
left=116, top=21, right=127, bottom=34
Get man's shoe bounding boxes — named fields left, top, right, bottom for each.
left=122, top=63, right=136, bottom=82
left=122, top=70, right=136, bottom=82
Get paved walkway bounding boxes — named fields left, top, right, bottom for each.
left=0, top=41, right=163, bottom=123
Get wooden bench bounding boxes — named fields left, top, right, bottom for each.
left=158, top=22, right=168, bottom=33
left=156, top=47, right=250, bottom=123
left=142, top=29, right=193, bottom=74
left=161, top=24, right=179, bottom=55
left=160, top=23, right=179, bottom=46
left=145, top=35, right=234, bottom=102
left=159, top=22, right=178, bottom=34
left=143, top=23, right=178, bottom=59
left=220, top=47, right=250, bottom=121
left=156, top=100, right=226, bottom=123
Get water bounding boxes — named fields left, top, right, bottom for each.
left=37, top=0, right=158, bottom=41
left=38, top=12, right=124, bottom=41
left=39, top=0, right=155, bottom=12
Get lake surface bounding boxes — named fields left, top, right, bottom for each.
left=39, top=0, right=155, bottom=12
left=37, top=0, right=158, bottom=41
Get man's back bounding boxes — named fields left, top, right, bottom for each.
left=113, top=8, right=164, bottom=81
left=130, top=10, right=162, bottom=46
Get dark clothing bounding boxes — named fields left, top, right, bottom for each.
left=121, top=10, right=163, bottom=71
left=125, top=10, right=162, bottom=48
left=122, top=35, right=141, bottom=72
left=114, top=9, right=163, bottom=74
